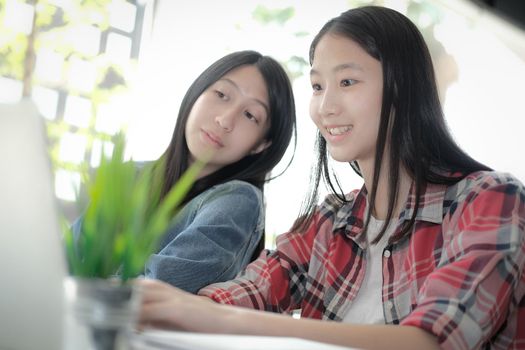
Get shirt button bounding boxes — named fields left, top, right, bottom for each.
left=383, top=249, right=391, bottom=258
left=385, top=300, right=394, bottom=309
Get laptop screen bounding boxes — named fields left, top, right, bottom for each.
left=0, top=101, right=67, bottom=350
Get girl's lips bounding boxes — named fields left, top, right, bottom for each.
left=323, top=125, right=352, bottom=143
left=326, top=125, right=353, bottom=136
left=201, top=129, right=224, bottom=147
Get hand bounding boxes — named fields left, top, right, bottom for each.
left=136, top=279, right=225, bottom=332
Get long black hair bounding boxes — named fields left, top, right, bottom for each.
left=293, top=6, right=490, bottom=243
left=155, top=50, right=296, bottom=259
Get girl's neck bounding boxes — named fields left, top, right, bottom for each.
left=360, top=159, right=411, bottom=220
left=189, top=155, right=219, bottom=180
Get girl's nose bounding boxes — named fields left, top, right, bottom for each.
left=215, top=112, right=234, bottom=132
left=318, top=89, right=341, bottom=117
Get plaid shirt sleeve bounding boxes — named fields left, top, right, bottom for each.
left=401, top=172, right=525, bottom=350
left=197, top=211, right=321, bottom=312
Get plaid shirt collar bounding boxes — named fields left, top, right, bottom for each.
left=332, top=181, right=448, bottom=242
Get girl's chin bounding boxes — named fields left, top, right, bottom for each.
left=327, top=148, right=355, bottom=163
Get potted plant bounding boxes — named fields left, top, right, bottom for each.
left=62, top=134, right=202, bottom=350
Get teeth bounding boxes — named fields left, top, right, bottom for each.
left=327, top=125, right=353, bottom=136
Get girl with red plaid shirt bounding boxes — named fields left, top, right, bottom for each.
left=138, top=6, right=525, bottom=350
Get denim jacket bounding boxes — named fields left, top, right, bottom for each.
left=144, top=180, right=265, bottom=293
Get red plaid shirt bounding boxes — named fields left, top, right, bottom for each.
left=199, top=171, right=525, bottom=350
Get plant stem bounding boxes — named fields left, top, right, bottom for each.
left=22, top=0, right=38, bottom=98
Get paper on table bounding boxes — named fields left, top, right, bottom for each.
left=130, top=329, right=358, bottom=350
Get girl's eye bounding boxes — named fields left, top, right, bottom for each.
left=244, top=111, right=259, bottom=124
left=311, top=83, right=322, bottom=91
left=215, top=90, right=226, bottom=99
left=341, top=79, right=357, bottom=87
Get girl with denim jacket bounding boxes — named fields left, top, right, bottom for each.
left=142, top=50, right=296, bottom=293
left=137, top=7, right=524, bottom=350
left=74, top=51, right=296, bottom=293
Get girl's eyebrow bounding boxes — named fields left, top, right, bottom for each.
left=218, top=78, right=269, bottom=114
left=310, top=62, right=364, bottom=76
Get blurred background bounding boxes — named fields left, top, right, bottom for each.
left=1, top=0, right=524, bottom=247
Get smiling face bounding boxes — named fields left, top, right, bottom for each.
left=309, top=33, right=383, bottom=170
left=185, top=64, right=271, bottom=177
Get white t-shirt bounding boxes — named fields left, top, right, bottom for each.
left=342, top=215, right=395, bottom=324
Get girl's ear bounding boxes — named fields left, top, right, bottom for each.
left=250, top=140, right=272, bottom=155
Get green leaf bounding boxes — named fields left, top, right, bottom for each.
left=64, top=132, right=202, bottom=282
left=252, top=5, right=295, bottom=26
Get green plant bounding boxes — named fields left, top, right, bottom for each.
left=63, top=135, right=203, bottom=282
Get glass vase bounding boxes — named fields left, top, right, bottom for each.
left=64, top=277, right=141, bottom=350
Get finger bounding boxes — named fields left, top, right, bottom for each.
left=138, top=280, right=176, bottom=303
left=137, top=319, right=183, bottom=332
left=139, top=302, right=176, bottom=325
left=140, top=287, right=167, bottom=303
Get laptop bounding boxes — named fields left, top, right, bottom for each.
left=0, top=101, right=67, bottom=350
